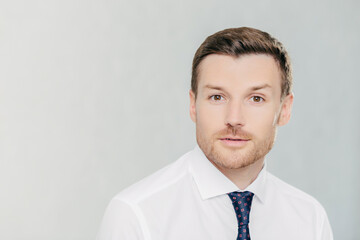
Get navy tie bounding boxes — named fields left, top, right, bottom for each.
left=227, top=191, right=254, bottom=240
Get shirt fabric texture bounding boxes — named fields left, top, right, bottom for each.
left=97, top=145, right=333, bottom=240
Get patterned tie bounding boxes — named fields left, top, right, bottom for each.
left=227, top=191, right=254, bottom=240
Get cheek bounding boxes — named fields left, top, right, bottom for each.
left=247, top=108, right=278, bottom=133
left=196, top=105, right=224, bottom=131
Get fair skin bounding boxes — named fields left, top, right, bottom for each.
left=189, top=54, right=293, bottom=190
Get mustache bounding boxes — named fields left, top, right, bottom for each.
left=216, top=126, right=253, bottom=139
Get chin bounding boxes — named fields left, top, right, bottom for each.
left=212, top=150, right=258, bottom=169
left=200, top=142, right=257, bottom=169
left=201, top=137, right=271, bottom=169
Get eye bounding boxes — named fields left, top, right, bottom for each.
left=251, top=96, right=264, bottom=103
left=210, top=95, right=224, bottom=101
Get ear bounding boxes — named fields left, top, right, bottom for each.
left=277, top=92, right=294, bottom=126
left=189, top=90, right=196, bottom=123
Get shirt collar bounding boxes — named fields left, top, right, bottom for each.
left=188, top=145, right=268, bottom=204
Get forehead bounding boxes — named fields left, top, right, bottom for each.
left=197, top=54, right=282, bottom=93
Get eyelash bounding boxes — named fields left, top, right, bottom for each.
left=250, top=96, right=265, bottom=103
left=209, top=95, right=265, bottom=103
left=209, top=95, right=225, bottom=101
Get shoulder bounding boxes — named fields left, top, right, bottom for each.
left=266, top=172, right=333, bottom=238
left=96, top=199, right=144, bottom=240
left=113, top=150, right=193, bottom=205
left=266, top=172, right=329, bottom=218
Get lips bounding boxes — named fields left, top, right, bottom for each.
left=219, top=137, right=250, bottom=147
left=220, top=138, right=249, bottom=141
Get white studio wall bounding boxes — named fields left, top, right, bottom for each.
left=0, top=0, right=359, bottom=239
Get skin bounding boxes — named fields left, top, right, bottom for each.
left=189, top=54, right=294, bottom=190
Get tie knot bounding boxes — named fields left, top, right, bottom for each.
left=228, top=191, right=254, bottom=200
left=227, top=191, right=254, bottom=226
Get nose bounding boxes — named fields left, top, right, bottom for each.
left=225, top=100, right=245, bottom=127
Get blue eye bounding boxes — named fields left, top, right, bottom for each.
left=251, top=96, right=264, bottom=102
left=210, top=95, right=224, bottom=101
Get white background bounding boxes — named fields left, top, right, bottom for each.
left=0, top=0, right=359, bottom=239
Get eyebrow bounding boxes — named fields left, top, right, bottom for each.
left=250, top=84, right=272, bottom=91
left=204, top=83, right=272, bottom=92
left=204, top=85, right=226, bottom=91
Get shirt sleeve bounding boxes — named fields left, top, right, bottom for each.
left=318, top=208, right=334, bottom=240
left=96, top=198, right=144, bottom=240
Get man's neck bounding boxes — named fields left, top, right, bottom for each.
left=211, top=158, right=265, bottom=190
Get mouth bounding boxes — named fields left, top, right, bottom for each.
left=219, top=138, right=250, bottom=141
left=219, top=137, right=250, bottom=147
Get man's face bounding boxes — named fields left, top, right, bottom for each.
left=189, top=54, right=293, bottom=170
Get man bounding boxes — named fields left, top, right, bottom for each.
left=97, top=27, right=333, bottom=240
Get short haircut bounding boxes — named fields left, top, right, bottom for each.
left=191, top=27, right=292, bottom=101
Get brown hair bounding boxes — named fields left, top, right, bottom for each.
left=191, top=27, right=292, bottom=101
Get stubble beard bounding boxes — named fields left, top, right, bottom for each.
left=196, top=126, right=277, bottom=170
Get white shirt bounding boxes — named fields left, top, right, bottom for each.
left=97, top=145, right=333, bottom=240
